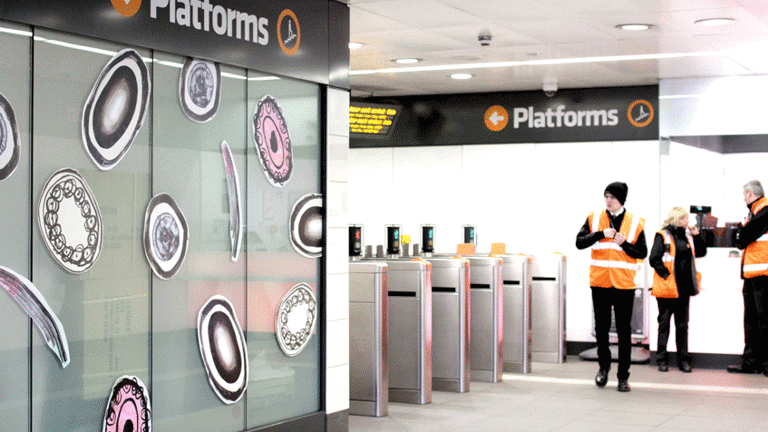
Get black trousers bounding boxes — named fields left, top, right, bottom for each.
left=592, top=287, right=635, bottom=380
left=742, top=276, right=768, bottom=368
left=656, top=295, right=690, bottom=365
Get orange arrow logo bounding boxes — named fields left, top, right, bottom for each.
left=484, top=105, right=508, bottom=132
left=111, top=0, right=141, bottom=17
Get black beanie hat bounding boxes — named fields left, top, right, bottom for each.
left=604, top=182, right=628, bottom=205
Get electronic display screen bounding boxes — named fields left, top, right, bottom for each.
left=349, top=102, right=401, bottom=138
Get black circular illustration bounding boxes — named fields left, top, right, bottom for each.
left=82, top=48, right=150, bottom=171
left=38, top=169, right=102, bottom=274
left=103, top=376, right=151, bottom=432
left=179, top=58, right=221, bottom=123
left=143, top=193, right=188, bottom=280
left=197, top=295, right=248, bottom=404
left=0, top=92, right=20, bottom=181
left=253, top=95, right=292, bottom=186
left=289, top=194, right=323, bottom=258
left=276, top=283, right=317, bottom=357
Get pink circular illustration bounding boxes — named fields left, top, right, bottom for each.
left=103, top=376, right=151, bottom=432
left=253, top=95, right=292, bottom=186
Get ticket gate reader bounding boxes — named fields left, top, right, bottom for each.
left=384, top=260, right=432, bottom=404
left=465, top=256, right=503, bottom=383
left=499, top=254, right=532, bottom=374
left=425, top=257, right=470, bottom=393
left=349, top=262, right=388, bottom=417
left=530, top=254, right=567, bottom=363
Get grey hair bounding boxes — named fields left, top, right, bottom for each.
left=744, top=180, right=765, bottom=197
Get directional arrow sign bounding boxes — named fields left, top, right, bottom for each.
left=484, top=105, right=509, bottom=132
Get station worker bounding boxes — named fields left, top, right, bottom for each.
left=729, top=180, right=768, bottom=375
left=649, top=207, right=706, bottom=373
left=576, top=181, right=647, bottom=392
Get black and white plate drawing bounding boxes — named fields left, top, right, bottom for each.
left=38, top=168, right=103, bottom=274
left=0, top=266, right=70, bottom=368
left=221, top=141, right=242, bottom=262
left=82, top=48, right=150, bottom=170
left=289, top=193, right=323, bottom=258
left=275, top=283, right=317, bottom=357
left=179, top=58, right=221, bottom=123
left=0, top=92, right=20, bottom=181
left=253, top=95, right=292, bottom=187
left=143, top=193, right=189, bottom=280
left=197, top=295, right=248, bottom=404
left=102, top=375, right=151, bottom=432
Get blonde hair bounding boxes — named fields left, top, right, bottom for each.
left=663, top=206, right=689, bottom=228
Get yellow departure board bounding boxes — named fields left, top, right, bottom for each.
left=349, top=102, right=401, bottom=137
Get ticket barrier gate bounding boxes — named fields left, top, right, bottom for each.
left=530, top=253, right=567, bottom=363
left=425, top=257, right=470, bottom=393
left=465, top=256, right=503, bottom=383
left=349, top=262, right=388, bottom=417
left=499, top=254, right=532, bottom=374
left=378, top=259, right=432, bottom=404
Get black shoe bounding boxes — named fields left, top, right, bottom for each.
left=658, top=363, right=668, bottom=372
left=727, top=363, right=760, bottom=374
left=595, top=369, right=608, bottom=388
left=617, top=379, right=631, bottom=392
left=679, top=362, right=692, bottom=373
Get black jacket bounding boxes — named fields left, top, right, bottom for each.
left=649, top=226, right=707, bottom=296
left=575, top=209, right=648, bottom=260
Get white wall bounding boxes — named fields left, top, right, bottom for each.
left=349, top=140, right=660, bottom=343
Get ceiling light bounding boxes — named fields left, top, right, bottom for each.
left=349, top=42, right=365, bottom=49
left=451, top=73, right=473, bottom=80
left=695, top=18, right=736, bottom=26
left=393, top=58, right=421, bottom=64
left=616, top=24, right=652, bottom=31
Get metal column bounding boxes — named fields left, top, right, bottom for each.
left=499, top=254, right=532, bottom=374
left=425, top=257, right=470, bottom=393
left=466, top=256, right=503, bottom=383
left=530, top=253, right=567, bottom=363
left=349, top=262, right=389, bottom=417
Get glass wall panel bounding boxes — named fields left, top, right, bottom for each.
left=246, top=72, right=322, bottom=429
left=150, top=52, right=248, bottom=431
left=31, top=29, right=152, bottom=431
left=0, top=20, right=31, bottom=432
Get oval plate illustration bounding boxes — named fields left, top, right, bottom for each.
left=143, top=193, right=189, bottom=280
left=289, top=193, right=323, bottom=258
left=102, top=376, right=151, bottom=432
left=179, top=58, right=221, bottom=123
left=82, top=48, right=150, bottom=170
left=0, top=92, right=20, bottom=181
left=253, top=95, right=292, bottom=186
left=275, top=283, right=317, bottom=357
left=38, top=168, right=103, bottom=274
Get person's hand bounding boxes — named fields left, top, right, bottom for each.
left=614, top=232, right=626, bottom=245
left=603, top=228, right=616, bottom=239
left=689, top=225, right=699, bottom=235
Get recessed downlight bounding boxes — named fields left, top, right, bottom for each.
left=695, top=18, right=736, bottom=26
left=349, top=42, right=365, bottom=49
left=451, top=73, right=473, bottom=80
left=616, top=23, right=652, bottom=31
left=393, top=58, right=421, bottom=64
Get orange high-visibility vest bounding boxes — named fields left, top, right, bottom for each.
left=588, top=209, right=645, bottom=289
left=651, top=229, right=700, bottom=298
left=742, top=196, right=768, bottom=279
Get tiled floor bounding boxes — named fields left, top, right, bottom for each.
left=349, top=357, right=768, bottom=432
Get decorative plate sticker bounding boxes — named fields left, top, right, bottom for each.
left=253, top=95, right=292, bottom=186
left=221, top=141, right=242, bottom=262
left=102, top=375, right=151, bottom=432
left=0, top=266, right=70, bottom=368
left=82, top=48, right=150, bottom=170
left=143, top=193, right=189, bottom=280
left=289, top=193, right=323, bottom=258
left=179, top=58, right=221, bottom=123
left=38, top=168, right=103, bottom=274
left=197, top=295, right=248, bottom=404
left=275, top=283, right=317, bottom=357
left=0, top=92, right=20, bottom=181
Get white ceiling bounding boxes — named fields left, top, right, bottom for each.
left=345, top=0, right=768, bottom=97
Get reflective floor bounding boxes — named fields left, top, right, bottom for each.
left=349, top=357, right=768, bottom=432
